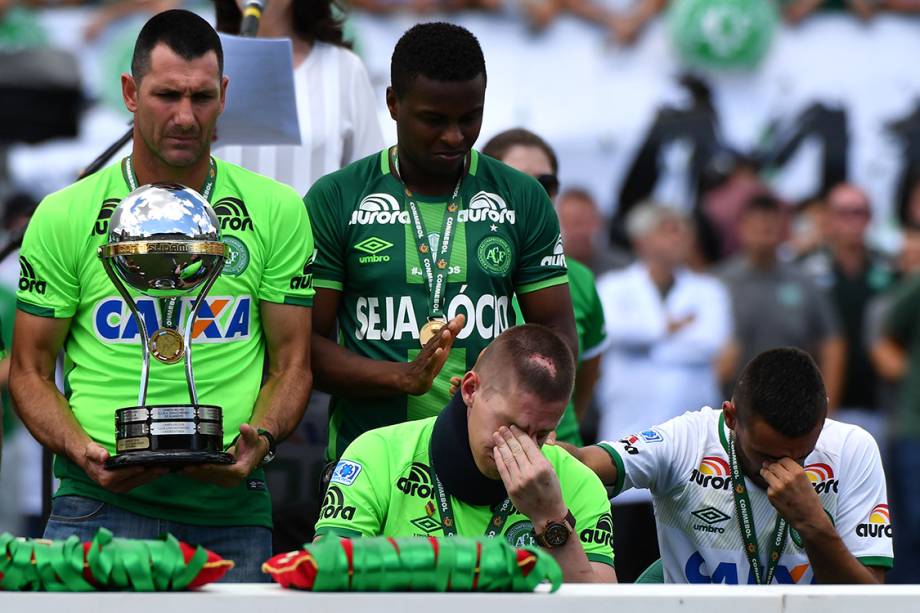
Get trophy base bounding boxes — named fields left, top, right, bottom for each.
left=105, top=449, right=234, bottom=469
left=107, top=404, right=231, bottom=469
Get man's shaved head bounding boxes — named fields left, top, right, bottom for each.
left=473, top=324, right=575, bottom=403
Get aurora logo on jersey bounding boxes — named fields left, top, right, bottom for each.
left=580, top=512, right=613, bottom=546
left=18, top=256, right=47, bottom=294
left=91, top=198, right=120, bottom=236
left=92, top=295, right=251, bottom=343
left=856, top=504, right=892, bottom=538
left=540, top=234, right=567, bottom=268
left=213, top=198, right=254, bottom=232
left=354, top=293, right=510, bottom=341
left=804, top=463, right=839, bottom=494
left=689, top=456, right=732, bottom=490
left=396, top=462, right=434, bottom=498
left=457, top=192, right=517, bottom=225
left=320, top=485, right=356, bottom=521
left=350, top=194, right=410, bottom=225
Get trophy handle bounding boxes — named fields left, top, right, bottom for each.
left=181, top=257, right=226, bottom=405
left=101, top=258, right=151, bottom=406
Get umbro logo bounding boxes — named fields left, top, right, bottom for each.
left=18, top=256, right=47, bottom=294
left=92, top=198, right=120, bottom=236
left=213, top=197, right=254, bottom=232
left=350, top=194, right=409, bottom=225
left=354, top=236, right=393, bottom=264
left=691, top=506, right=730, bottom=534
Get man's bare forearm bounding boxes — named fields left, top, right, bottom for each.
left=249, top=363, right=313, bottom=442
left=10, top=369, right=90, bottom=464
left=311, top=334, right=408, bottom=397
left=799, top=519, right=883, bottom=583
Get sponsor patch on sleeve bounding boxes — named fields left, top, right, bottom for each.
left=330, top=460, right=362, bottom=486
left=639, top=429, right=664, bottom=443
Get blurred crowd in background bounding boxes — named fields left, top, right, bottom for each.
left=2, top=0, right=920, bottom=584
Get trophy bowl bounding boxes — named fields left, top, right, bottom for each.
left=108, top=183, right=224, bottom=292
left=99, top=183, right=233, bottom=469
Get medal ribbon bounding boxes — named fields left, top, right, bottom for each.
left=122, top=155, right=217, bottom=202
left=727, top=432, right=789, bottom=585
left=390, top=148, right=464, bottom=323
left=428, top=444, right=515, bottom=538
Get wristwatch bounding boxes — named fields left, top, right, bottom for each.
left=257, top=428, right=277, bottom=465
left=534, top=509, right=576, bottom=549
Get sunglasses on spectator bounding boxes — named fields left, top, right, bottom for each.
left=536, top=174, right=559, bottom=198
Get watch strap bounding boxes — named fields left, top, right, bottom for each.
left=257, top=428, right=277, bottom=465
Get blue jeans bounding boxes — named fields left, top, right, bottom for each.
left=888, top=440, right=920, bottom=584
left=44, top=495, right=272, bottom=583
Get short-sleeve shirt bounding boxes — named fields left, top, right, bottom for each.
left=314, top=415, right=614, bottom=567
left=16, top=157, right=315, bottom=528
left=719, top=257, right=839, bottom=370
left=306, top=149, right=569, bottom=460
left=513, top=258, right=608, bottom=445
left=598, top=407, right=893, bottom=583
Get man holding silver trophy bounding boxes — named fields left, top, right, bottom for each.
left=9, top=10, right=315, bottom=582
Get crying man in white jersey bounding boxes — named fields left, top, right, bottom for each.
left=570, top=347, right=892, bottom=584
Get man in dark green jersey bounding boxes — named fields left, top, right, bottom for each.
left=10, top=11, right=314, bottom=581
left=481, top=128, right=609, bottom=446
left=315, top=325, right=616, bottom=583
left=306, top=23, right=577, bottom=462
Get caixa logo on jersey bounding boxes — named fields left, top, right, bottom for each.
left=457, top=192, right=516, bottom=225
left=93, top=296, right=251, bottom=343
left=350, top=194, right=410, bottom=225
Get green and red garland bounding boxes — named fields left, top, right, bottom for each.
left=0, top=528, right=232, bottom=591
left=263, top=535, right=563, bottom=592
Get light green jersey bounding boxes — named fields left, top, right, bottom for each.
left=315, top=416, right=614, bottom=567
left=16, top=157, right=315, bottom=528
left=513, top=259, right=608, bottom=445
left=306, top=149, right=569, bottom=460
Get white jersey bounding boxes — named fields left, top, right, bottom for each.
left=599, top=407, right=893, bottom=583
left=216, top=42, right=384, bottom=196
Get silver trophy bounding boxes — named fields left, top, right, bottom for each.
left=98, top=183, right=233, bottom=468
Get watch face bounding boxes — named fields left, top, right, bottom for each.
left=544, top=523, right=570, bottom=547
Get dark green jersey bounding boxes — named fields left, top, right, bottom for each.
left=306, top=149, right=568, bottom=459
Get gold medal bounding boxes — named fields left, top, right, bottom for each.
left=149, top=329, right=185, bottom=364
left=420, top=319, right=446, bottom=346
